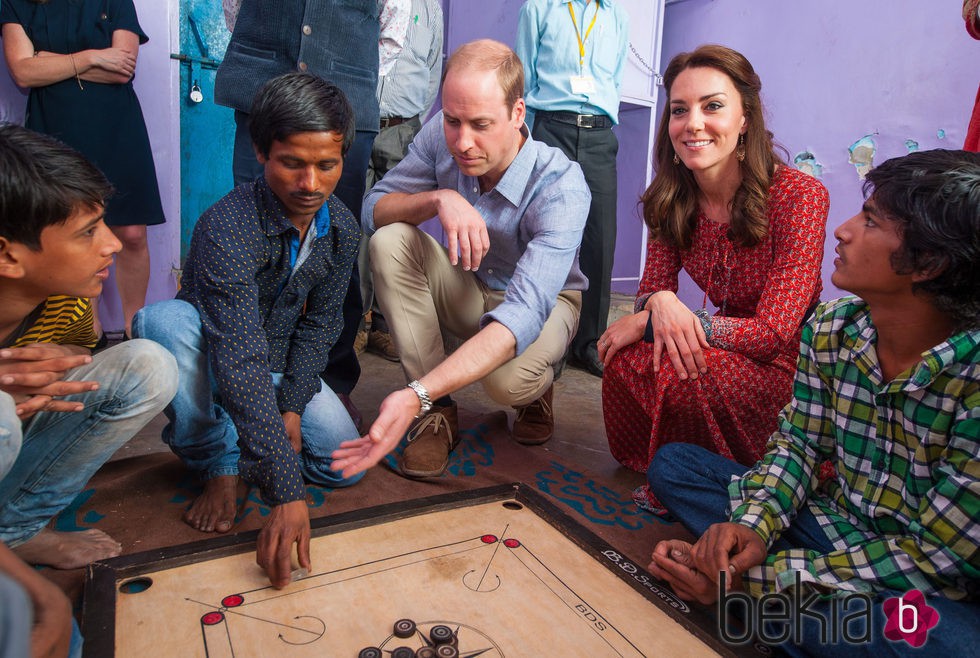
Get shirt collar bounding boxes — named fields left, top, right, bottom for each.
left=843, top=302, right=980, bottom=390
left=908, top=327, right=980, bottom=390
left=490, top=123, right=534, bottom=207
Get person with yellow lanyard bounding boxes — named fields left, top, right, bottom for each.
left=516, top=0, right=629, bottom=378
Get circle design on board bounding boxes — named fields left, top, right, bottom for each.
left=480, top=534, right=498, bottom=544
left=221, top=594, right=244, bottom=608
left=201, top=611, right=225, bottom=626
left=503, top=538, right=521, bottom=549
left=377, top=619, right=503, bottom=657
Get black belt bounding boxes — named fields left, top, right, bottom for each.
left=536, top=110, right=612, bottom=129
left=380, top=115, right=418, bottom=129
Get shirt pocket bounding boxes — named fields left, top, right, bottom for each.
left=590, top=22, right=622, bottom=79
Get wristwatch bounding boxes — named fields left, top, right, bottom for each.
left=406, top=380, right=432, bottom=418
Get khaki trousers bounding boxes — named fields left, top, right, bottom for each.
left=370, top=223, right=581, bottom=407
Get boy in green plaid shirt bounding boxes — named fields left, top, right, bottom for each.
left=646, top=149, right=979, bottom=655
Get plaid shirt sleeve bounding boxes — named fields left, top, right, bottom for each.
left=729, top=299, right=980, bottom=599
left=727, top=312, right=834, bottom=560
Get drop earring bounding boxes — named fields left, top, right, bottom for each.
left=736, top=133, right=746, bottom=162
left=673, top=152, right=680, bottom=165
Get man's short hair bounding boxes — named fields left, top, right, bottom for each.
left=0, top=124, right=112, bottom=251
left=249, top=72, right=356, bottom=159
left=444, top=39, right=524, bottom=111
left=864, top=149, right=980, bottom=329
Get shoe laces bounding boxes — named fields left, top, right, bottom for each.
left=516, top=395, right=552, bottom=423
left=407, top=411, right=450, bottom=443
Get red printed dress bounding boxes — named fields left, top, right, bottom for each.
left=603, top=166, right=828, bottom=473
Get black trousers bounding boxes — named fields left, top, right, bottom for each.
left=233, top=112, right=376, bottom=394
left=531, top=114, right=618, bottom=361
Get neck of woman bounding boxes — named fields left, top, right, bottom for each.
left=695, top=170, right=742, bottom=224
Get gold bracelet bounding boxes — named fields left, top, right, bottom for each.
left=69, top=52, right=84, bottom=90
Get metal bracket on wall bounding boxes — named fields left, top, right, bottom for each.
left=170, top=10, right=222, bottom=71
left=169, top=53, right=221, bottom=70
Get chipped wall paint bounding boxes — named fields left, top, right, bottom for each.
left=661, top=0, right=975, bottom=302
left=847, top=135, right=876, bottom=180
left=905, top=139, right=919, bottom=153
left=794, top=151, right=823, bottom=178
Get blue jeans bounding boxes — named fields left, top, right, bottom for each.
left=132, top=300, right=362, bottom=488
left=0, top=341, right=177, bottom=546
left=0, top=571, right=84, bottom=658
left=648, top=443, right=980, bottom=657
left=0, top=570, right=30, bottom=657
left=0, top=391, right=22, bottom=482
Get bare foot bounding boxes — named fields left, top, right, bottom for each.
left=12, top=527, right=122, bottom=569
left=183, top=475, right=246, bottom=533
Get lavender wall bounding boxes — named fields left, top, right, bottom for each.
left=662, top=0, right=977, bottom=306
left=0, top=71, right=26, bottom=123
left=3, top=1, right=976, bottom=319
left=442, top=0, right=663, bottom=294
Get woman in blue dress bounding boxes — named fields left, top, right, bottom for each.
left=1, top=0, right=166, bottom=338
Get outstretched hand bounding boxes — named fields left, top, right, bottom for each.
left=331, top=388, right=419, bottom=478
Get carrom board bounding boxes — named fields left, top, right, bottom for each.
left=83, top=484, right=763, bottom=657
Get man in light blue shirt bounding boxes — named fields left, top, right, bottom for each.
left=517, top=0, right=629, bottom=378
left=332, top=39, right=591, bottom=480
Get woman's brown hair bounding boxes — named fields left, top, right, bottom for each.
left=641, top=44, right=785, bottom=249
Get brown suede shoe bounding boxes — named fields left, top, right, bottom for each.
left=512, top=385, right=554, bottom=445
left=400, top=403, right=459, bottom=478
left=367, top=329, right=400, bottom=362
left=353, top=329, right=368, bottom=355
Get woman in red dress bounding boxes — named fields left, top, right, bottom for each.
left=598, top=45, right=828, bottom=512
left=964, top=0, right=980, bottom=151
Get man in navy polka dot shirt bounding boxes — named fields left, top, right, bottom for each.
left=134, top=73, right=362, bottom=588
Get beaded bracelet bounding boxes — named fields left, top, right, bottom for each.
left=693, top=308, right=713, bottom=342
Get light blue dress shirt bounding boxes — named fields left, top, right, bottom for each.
left=516, top=0, right=629, bottom=123
left=362, top=112, right=591, bottom=354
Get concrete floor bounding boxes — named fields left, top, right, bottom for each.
left=115, top=294, right=645, bottom=493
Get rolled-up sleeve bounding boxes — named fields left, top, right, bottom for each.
left=482, top=175, right=589, bottom=354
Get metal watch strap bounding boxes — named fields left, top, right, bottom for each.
left=407, top=380, right=432, bottom=418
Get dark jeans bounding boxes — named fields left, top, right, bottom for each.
left=531, top=114, right=618, bottom=362
left=233, top=112, right=376, bottom=394
left=648, top=443, right=980, bottom=657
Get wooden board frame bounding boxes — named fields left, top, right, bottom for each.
left=83, top=483, right=767, bottom=657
